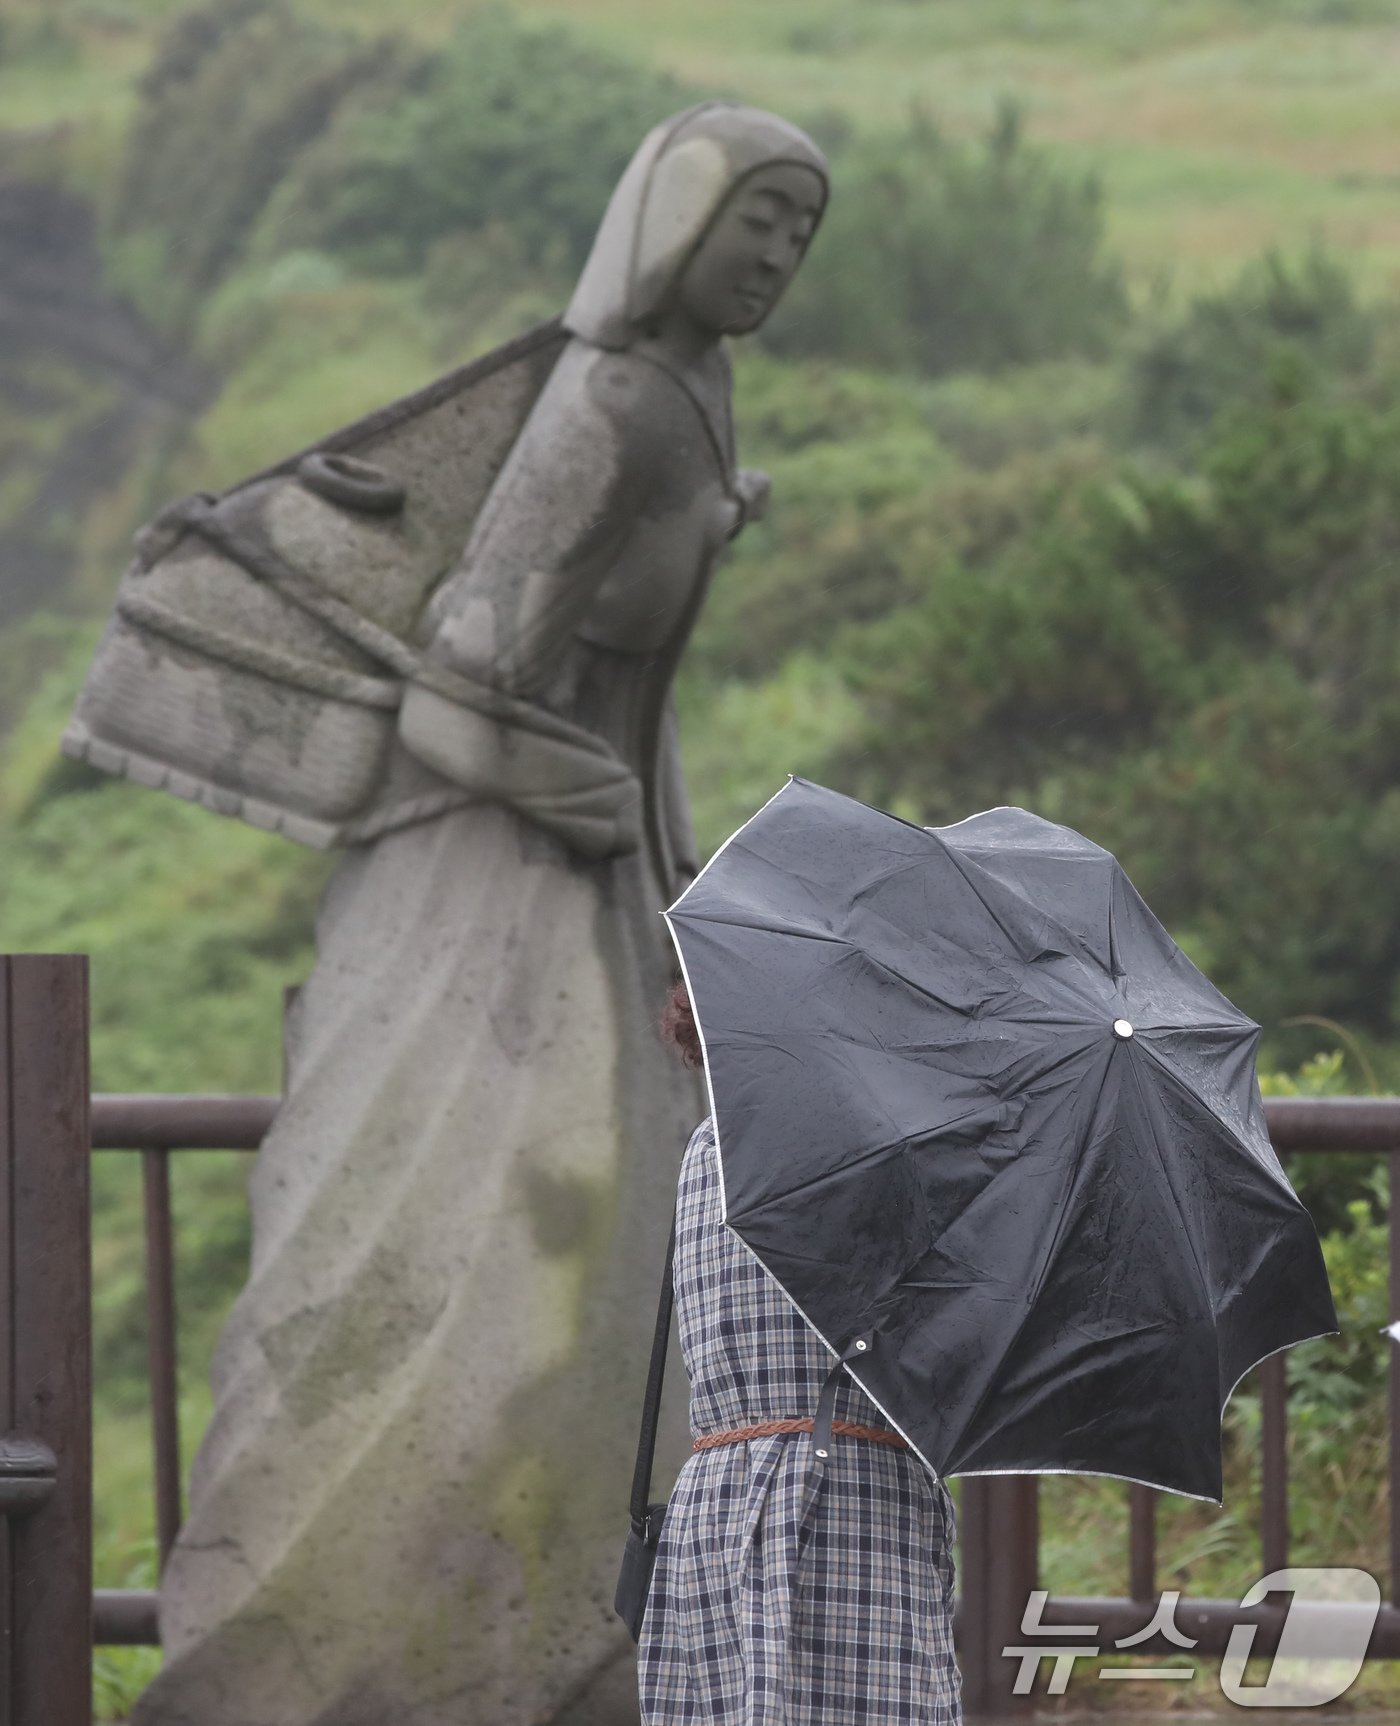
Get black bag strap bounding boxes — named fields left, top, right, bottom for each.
left=809, top=1333, right=874, bottom=1472
left=628, top=1214, right=677, bottom=1536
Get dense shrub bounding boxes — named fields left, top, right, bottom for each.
left=1126, top=247, right=1377, bottom=451
left=765, top=105, right=1128, bottom=377
left=833, top=323, right=1400, bottom=1036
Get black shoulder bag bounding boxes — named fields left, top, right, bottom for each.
left=614, top=1216, right=676, bottom=1642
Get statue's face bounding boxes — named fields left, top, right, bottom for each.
left=676, top=163, right=825, bottom=336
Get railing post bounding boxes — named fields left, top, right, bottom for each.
left=142, top=1147, right=182, bottom=1567
left=1259, top=1352, right=1289, bottom=1576
left=957, top=1473, right=1039, bottom=1715
left=1128, top=1483, right=1156, bottom=1602
left=1390, top=1145, right=1400, bottom=1605
left=0, top=955, right=92, bottom=1726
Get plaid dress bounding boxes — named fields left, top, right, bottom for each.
left=639, top=1119, right=962, bottom=1724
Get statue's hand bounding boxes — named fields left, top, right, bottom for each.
left=420, top=593, right=497, bottom=685
left=735, top=468, right=771, bottom=528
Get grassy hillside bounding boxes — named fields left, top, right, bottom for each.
left=3, top=2, right=1400, bottom=1714
left=7, top=0, right=1400, bottom=294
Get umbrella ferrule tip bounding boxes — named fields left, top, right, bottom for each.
left=1113, top=1019, right=1135, bottom=1039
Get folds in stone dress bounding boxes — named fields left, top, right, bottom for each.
left=104, top=100, right=830, bottom=1726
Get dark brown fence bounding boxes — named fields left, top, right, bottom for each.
left=0, top=956, right=92, bottom=1726
left=2, top=954, right=1398, bottom=1720
left=90, top=1094, right=276, bottom=1651
left=93, top=1087, right=1400, bottom=1712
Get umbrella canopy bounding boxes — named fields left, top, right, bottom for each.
left=665, top=778, right=1337, bottom=1501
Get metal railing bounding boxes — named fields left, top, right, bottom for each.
left=94, top=1089, right=1400, bottom=1710
left=90, top=1094, right=276, bottom=1648
left=1, top=955, right=93, bottom=1726
left=3, top=953, right=1397, bottom=1719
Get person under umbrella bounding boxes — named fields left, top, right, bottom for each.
left=639, top=983, right=961, bottom=1726
left=636, top=777, right=1335, bottom=1724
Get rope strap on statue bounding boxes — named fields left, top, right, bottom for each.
left=133, top=491, right=644, bottom=861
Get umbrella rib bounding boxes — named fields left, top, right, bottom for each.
left=670, top=909, right=849, bottom=947
left=1135, top=1035, right=1287, bottom=1184
left=730, top=1134, right=913, bottom=1212
left=1122, top=1050, right=1213, bottom=1300
left=933, top=1050, right=1117, bottom=1462
left=937, top=837, right=1095, bottom=969
left=843, top=944, right=1105, bottom=1028
left=1018, top=1081, right=1113, bottom=1317
left=732, top=1029, right=1106, bottom=1218
left=1107, top=876, right=1121, bottom=980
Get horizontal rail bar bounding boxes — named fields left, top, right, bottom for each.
left=100, top=1585, right=1400, bottom=1657
left=1263, top=1096, right=1400, bottom=1152
left=1040, top=1596, right=1400, bottom=1659
left=94, top=1589, right=157, bottom=1645
left=91, top=1095, right=277, bottom=1150
left=87, top=1094, right=1397, bottom=1154
left=84, top=1088, right=1400, bottom=1682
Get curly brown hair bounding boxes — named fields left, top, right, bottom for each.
left=660, top=977, right=703, bottom=1069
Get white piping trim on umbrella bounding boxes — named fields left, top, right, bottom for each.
left=664, top=775, right=797, bottom=1231
left=949, top=1320, right=1340, bottom=1502
left=951, top=1464, right=1222, bottom=1503
left=928, top=804, right=1021, bottom=833
left=1221, top=1325, right=1337, bottom=1417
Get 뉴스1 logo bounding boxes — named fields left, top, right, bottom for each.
left=1004, top=1569, right=1381, bottom=1705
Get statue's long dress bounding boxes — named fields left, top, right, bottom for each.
left=134, top=338, right=734, bottom=1726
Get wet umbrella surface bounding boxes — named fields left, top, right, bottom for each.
left=665, top=779, right=1337, bottom=1501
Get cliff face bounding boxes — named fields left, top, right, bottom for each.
left=0, top=174, right=212, bottom=629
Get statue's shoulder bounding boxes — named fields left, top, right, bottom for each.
left=523, top=340, right=721, bottom=493
left=561, top=341, right=698, bottom=444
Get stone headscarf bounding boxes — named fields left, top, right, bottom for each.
left=564, top=103, right=830, bottom=351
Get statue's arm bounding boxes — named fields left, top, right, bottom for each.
left=658, top=692, right=700, bottom=893
left=424, top=349, right=660, bottom=702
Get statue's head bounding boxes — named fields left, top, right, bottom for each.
left=565, top=103, right=829, bottom=350
left=668, top=158, right=824, bottom=339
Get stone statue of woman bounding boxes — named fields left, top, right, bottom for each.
left=127, top=104, right=829, bottom=1726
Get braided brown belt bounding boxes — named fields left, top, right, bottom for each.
left=693, top=1418, right=908, bottom=1452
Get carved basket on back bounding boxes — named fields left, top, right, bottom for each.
left=63, top=320, right=567, bottom=848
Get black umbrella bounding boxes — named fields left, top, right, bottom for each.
left=665, top=778, right=1337, bottom=1501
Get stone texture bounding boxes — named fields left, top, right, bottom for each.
left=112, top=102, right=829, bottom=1726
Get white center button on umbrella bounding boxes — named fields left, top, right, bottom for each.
left=1113, top=1019, right=1134, bottom=1039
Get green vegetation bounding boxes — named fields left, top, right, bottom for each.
left=109, top=0, right=389, bottom=331
left=253, top=5, right=690, bottom=276
left=109, top=0, right=693, bottom=331
left=769, top=105, right=1128, bottom=376
left=823, top=315, right=1400, bottom=1039
left=2, top=1, right=1399, bottom=1714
